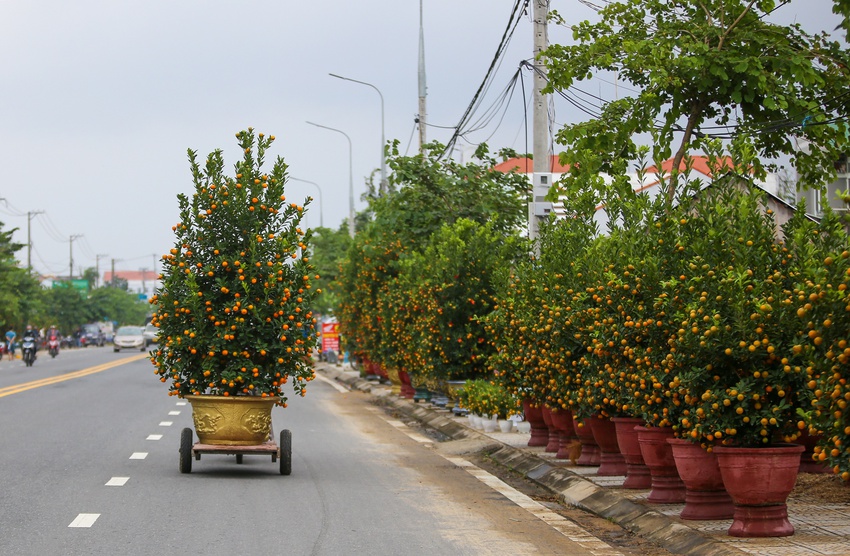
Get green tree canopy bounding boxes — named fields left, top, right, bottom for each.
left=307, top=223, right=352, bottom=316
left=546, top=0, right=850, bottom=202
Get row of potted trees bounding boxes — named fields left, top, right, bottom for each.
left=336, top=142, right=528, bottom=395
left=484, top=152, right=850, bottom=536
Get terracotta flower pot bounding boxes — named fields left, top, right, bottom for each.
left=612, top=417, right=652, bottom=489
left=714, top=444, right=805, bottom=537
left=541, top=406, right=560, bottom=453
left=522, top=400, right=549, bottom=447
left=572, top=416, right=601, bottom=466
left=795, top=430, right=831, bottom=474
left=668, top=438, right=734, bottom=520
left=549, top=408, right=579, bottom=461
left=398, top=370, right=415, bottom=399
left=587, top=415, right=627, bottom=476
left=637, top=426, right=685, bottom=503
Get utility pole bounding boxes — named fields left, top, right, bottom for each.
left=140, top=268, right=148, bottom=298
left=96, top=254, right=108, bottom=288
left=69, top=234, right=82, bottom=281
left=27, top=211, right=44, bottom=271
left=417, top=0, right=427, bottom=152
left=111, top=258, right=122, bottom=287
left=529, top=0, right=553, bottom=251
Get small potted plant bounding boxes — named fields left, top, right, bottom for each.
left=150, top=128, right=319, bottom=445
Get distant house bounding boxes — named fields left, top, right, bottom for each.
left=102, top=270, right=160, bottom=300
left=493, top=154, right=790, bottom=237
left=797, top=153, right=850, bottom=219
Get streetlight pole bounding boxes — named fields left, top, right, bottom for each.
left=306, top=121, right=355, bottom=238
left=329, top=73, right=387, bottom=195
left=290, top=177, right=324, bottom=228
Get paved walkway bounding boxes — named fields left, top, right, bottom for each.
left=316, top=362, right=850, bottom=556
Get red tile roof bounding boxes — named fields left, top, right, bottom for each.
left=492, top=155, right=571, bottom=174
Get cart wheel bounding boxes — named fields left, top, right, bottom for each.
left=179, top=428, right=193, bottom=474
left=236, top=454, right=244, bottom=464
left=279, top=429, right=292, bottom=476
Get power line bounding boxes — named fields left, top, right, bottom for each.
left=441, top=0, right=530, bottom=158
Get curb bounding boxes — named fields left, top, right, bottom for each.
left=317, top=364, right=745, bottom=556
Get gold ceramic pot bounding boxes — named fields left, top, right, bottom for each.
left=445, top=380, right=467, bottom=402
left=385, top=367, right=402, bottom=396
left=185, top=395, right=278, bottom=445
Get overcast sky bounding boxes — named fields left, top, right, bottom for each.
left=0, top=0, right=843, bottom=281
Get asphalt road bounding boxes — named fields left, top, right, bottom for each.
left=0, top=347, right=621, bottom=556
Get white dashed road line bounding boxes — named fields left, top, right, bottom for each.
left=129, top=452, right=148, bottom=460
left=159, top=421, right=172, bottom=426
left=105, top=477, right=129, bottom=487
left=168, top=410, right=181, bottom=415
left=68, top=514, right=100, bottom=528
left=146, top=434, right=163, bottom=440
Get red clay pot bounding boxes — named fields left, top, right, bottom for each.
left=572, top=416, right=601, bottom=466
left=523, top=400, right=549, bottom=447
left=549, top=408, right=578, bottom=461
left=541, top=406, right=560, bottom=453
left=637, top=426, right=685, bottom=503
left=668, top=438, right=734, bottom=520
left=587, top=416, right=627, bottom=476
left=795, top=430, right=831, bottom=474
left=612, top=417, right=652, bottom=489
left=397, top=370, right=415, bottom=399
left=714, top=444, right=805, bottom=537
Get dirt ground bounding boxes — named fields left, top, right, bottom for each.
left=789, top=471, right=850, bottom=504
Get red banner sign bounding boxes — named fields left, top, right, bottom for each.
left=321, top=322, right=340, bottom=353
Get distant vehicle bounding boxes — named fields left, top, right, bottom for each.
left=113, top=326, right=146, bottom=352
left=143, top=323, right=159, bottom=346
left=80, top=323, right=105, bottom=347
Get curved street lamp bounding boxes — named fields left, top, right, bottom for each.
left=289, top=177, right=324, bottom=228
left=329, top=73, right=387, bottom=195
left=306, top=121, right=354, bottom=237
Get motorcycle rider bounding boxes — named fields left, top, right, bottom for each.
left=22, top=324, right=39, bottom=361
left=46, top=325, right=60, bottom=356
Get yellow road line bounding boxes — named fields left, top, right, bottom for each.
left=0, top=354, right=149, bottom=398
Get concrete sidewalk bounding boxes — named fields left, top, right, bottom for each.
left=316, top=362, right=850, bottom=556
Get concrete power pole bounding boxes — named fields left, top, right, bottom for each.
left=111, top=258, right=121, bottom=287
left=417, top=0, right=427, bottom=152
left=69, top=234, right=82, bottom=281
left=96, top=254, right=108, bottom=288
left=27, top=211, right=43, bottom=271
left=529, top=0, right=553, bottom=250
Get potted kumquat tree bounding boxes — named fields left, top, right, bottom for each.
left=150, top=128, right=319, bottom=446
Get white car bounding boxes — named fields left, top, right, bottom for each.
left=113, top=326, right=147, bottom=352
left=143, top=323, right=159, bottom=346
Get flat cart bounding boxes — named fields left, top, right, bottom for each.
left=179, top=426, right=292, bottom=475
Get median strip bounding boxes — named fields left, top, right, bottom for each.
left=0, top=354, right=149, bottom=398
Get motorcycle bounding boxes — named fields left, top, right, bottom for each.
left=21, top=337, right=36, bottom=367
left=48, top=337, right=60, bottom=358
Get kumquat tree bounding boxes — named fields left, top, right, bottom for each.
left=150, top=129, right=319, bottom=405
